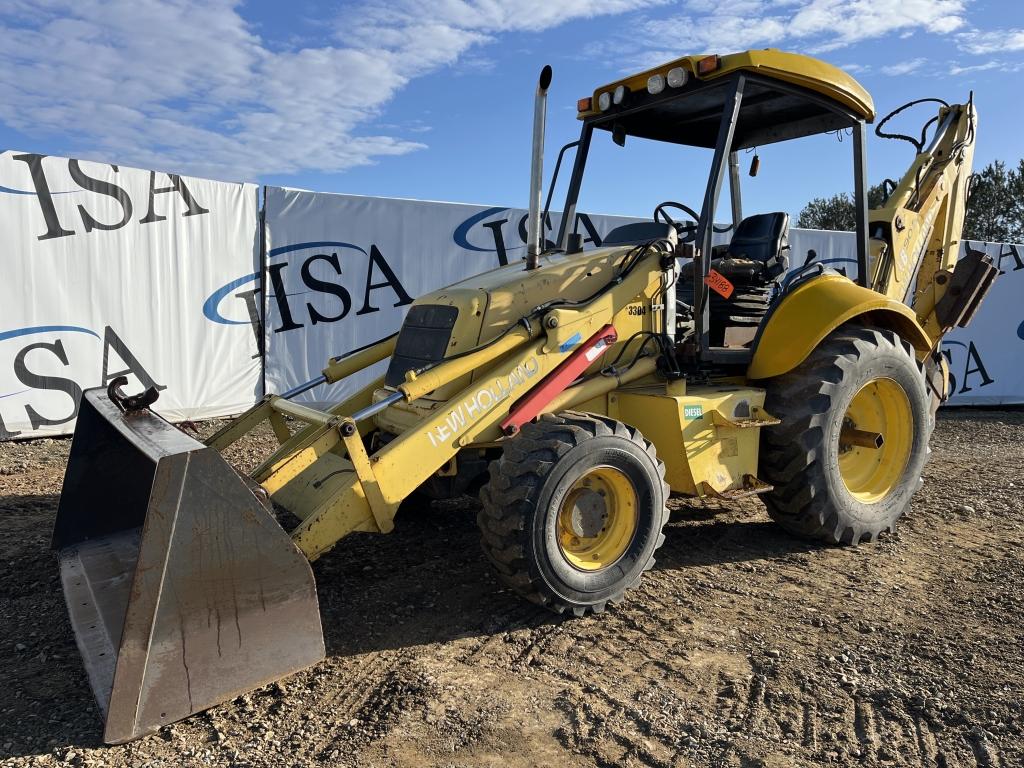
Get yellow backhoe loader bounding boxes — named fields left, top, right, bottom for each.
left=53, top=50, right=996, bottom=743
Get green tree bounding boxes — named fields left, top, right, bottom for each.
left=795, top=184, right=886, bottom=231
left=962, top=159, right=1024, bottom=243
left=796, top=160, right=1024, bottom=243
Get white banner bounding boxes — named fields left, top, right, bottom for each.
left=0, top=151, right=261, bottom=439
left=938, top=240, right=1024, bottom=405
left=4, top=159, right=1011, bottom=441
left=262, top=187, right=643, bottom=404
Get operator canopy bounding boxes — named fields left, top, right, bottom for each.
left=579, top=49, right=875, bottom=149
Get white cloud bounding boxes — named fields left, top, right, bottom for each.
left=632, top=0, right=967, bottom=65
left=957, top=27, right=1024, bottom=54
left=645, top=10, right=789, bottom=53
left=882, top=57, right=928, bottom=76
left=948, top=60, right=999, bottom=74
left=788, top=0, right=965, bottom=51
left=0, top=0, right=662, bottom=181
left=948, top=59, right=1023, bottom=75
left=2, top=0, right=1014, bottom=181
left=647, top=1, right=1024, bottom=66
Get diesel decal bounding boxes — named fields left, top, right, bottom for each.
left=426, top=357, right=541, bottom=448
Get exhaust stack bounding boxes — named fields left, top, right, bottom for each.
left=526, top=65, right=553, bottom=271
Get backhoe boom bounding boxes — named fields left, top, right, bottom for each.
left=867, top=96, right=995, bottom=343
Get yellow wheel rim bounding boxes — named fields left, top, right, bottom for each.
left=838, top=377, right=913, bottom=503
left=556, top=465, right=638, bottom=571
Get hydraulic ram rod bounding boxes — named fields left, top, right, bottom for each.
left=281, top=334, right=398, bottom=400
left=281, top=376, right=327, bottom=400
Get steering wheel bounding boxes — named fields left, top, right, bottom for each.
left=653, top=201, right=700, bottom=243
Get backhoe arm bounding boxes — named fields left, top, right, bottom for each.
left=866, top=97, right=996, bottom=345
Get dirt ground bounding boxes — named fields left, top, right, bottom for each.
left=1, top=409, right=1022, bottom=768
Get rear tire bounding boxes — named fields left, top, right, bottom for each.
left=478, top=412, right=669, bottom=616
left=759, top=326, right=931, bottom=544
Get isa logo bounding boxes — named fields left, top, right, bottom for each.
left=0, top=324, right=162, bottom=439
left=452, top=209, right=610, bottom=268
left=203, top=240, right=414, bottom=354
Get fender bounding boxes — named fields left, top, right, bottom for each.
left=748, top=273, right=933, bottom=380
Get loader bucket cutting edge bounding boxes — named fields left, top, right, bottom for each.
left=53, top=388, right=325, bottom=744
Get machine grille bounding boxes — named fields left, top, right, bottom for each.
left=384, top=304, right=459, bottom=387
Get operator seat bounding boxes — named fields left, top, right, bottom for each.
left=676, top=212, right=791, bottom=348
left=714, top=212, right=790, bottom=284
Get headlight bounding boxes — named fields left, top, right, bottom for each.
left=613, top=84, right=629, bottom=105
left=647, top=74, right=665, bottom=95
left=598, top=91, right=612, bottom=111
left=667, top=67, right=688, bottom=88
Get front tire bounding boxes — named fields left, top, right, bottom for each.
left=759, top=326, right=931, bottom=544
left=478, top=412, right=670, bottom=616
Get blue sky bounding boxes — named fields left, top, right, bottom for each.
left=1, top=0, right=1022, bottom=219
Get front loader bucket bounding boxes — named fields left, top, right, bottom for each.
left=52, top=387, right=325, bottom=743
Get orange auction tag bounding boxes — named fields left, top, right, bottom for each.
left=704, top=268, right=734, bottom=299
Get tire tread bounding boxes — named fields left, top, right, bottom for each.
left=759, top=325, right=932, bottom=544
left=477, top=411, right=669, bottom=615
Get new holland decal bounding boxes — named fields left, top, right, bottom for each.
left=426, top=357, right=541, bottom=448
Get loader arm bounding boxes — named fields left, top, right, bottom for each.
left=866, top=96, right=996, bottom=344
left=214, top=241, right=672, bottom=560
left=47, top=239, right=671, bottom=742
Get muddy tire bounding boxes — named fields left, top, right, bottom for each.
left=759, top=326, right=931, bottom=544
left=478, top=412, right=669, bottom=616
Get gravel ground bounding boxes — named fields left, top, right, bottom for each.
left=1, top=409, right=1022, bottom=768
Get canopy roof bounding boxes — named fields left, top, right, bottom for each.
left=579, top=49, right=875, bottom=149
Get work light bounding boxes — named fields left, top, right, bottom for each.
left=667, top=67, right=688, bottom=88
